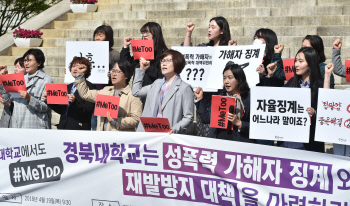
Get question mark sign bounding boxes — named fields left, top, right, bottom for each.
left=199, top=68, right=204, bottom=81
left=193, top=68, right=198, bottom=80
left=304, top=117, right=307, bottom=126
left=186, top=68, right=191, bottom=80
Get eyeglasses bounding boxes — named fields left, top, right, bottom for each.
left=24, top=59, right=35, bottom=63
left=160, top=59, right=173, bottom=64
left=111, top=69, right=122, bottom=74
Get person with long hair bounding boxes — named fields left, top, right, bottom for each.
left=0, top=49, right=53, bottom=129
left=265, top=47, right=334, bottom=152
left=0, top=58, right=25, bottom=128
left=132, top=50, right=194, bottom=134
left=121, top=22, right=168, bottom=87
left=302, top=35, right=335, bottom=88
left=183, top=16, right=235, bottom=137
left=194, top=62, right=252, bottom=142
left=42, top=57, right=96, bottom=130
left=254, top=28, right=285, bottom=87
left=74, top=60, right=142, bottom=131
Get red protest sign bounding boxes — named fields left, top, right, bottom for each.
left=94, top=94, right=120, bottom=118
left=0, top=73, right=26, bottom=93
left=140, top=117, right=171, bottom=133
left=345, top=60, right=350, bottom=82
left=210, top=95, right=236, bottom=129
left=46, top=83, right=68, bottom=105
left=130, top=39, right=154, bottom=60
left=283, top=58, right=295, bottom=81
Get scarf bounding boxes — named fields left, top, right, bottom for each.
left=226, top=92, right=245, bottom=120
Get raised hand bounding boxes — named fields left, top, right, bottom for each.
left=124, top=36, right=133, bottom=48
left=194, top=87, right=203, bottom=101
left=266, top=62, right=278, bottom=78
left=140, top=57, right=150, bottom=70
left=228, top=39, right=237, bottom=46
left=333, top=38, right=342, bottom=50
left=186, top=22, right=195, bottom=33
left=274, top=43, right=284, bottom=53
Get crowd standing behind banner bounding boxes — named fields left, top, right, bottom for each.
left=0, top=16, right=349, bottom=156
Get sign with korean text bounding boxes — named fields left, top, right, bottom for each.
left=65, top=41, right=109, bottom=84
left=283, top=58, right=295, bottom=81
left=0, top=129, right=349, bottom=205
left=140, top=117, right=171, bottom=133
left=210, top=95, right=235, bottom=129
left=94, top=94, right=120, bottom=118
left=130, top=40, right=154, bottom=60
left=45, top=83, right=68, bottom=105
left=315, top=88, right=350, bottom=145
left=250, top=86, right=311, bottom=142
left=172, top=46, right=216, bottom=91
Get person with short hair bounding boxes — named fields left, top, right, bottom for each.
left=0, top=58, right=25, bottom=128
left=0, top=49, right=53, bottom=129
left=74, top=60, right=142, bottom=131
left=132, top=50, right=194, bottom=134
left=42, top=57, right=96, bottom=130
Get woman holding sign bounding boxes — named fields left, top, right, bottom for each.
left=265, top=47, right=334, bottom=152
left=42, top=57, right=96, bottom=130
left=194, top=62, right=253, bottom=142
left=1, top=49, right=53, bottom=129
left=121, top=22, right=168, bottom=87
left=184, top=16, right=234, bottom=137
left=74, top=60, right=142, bottom=131
left=0, top=58, right=26, bottom=128
left=132, top=50, right=194, bottom=134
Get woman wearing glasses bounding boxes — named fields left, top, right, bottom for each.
left=121, top=22, right=168, bottom=87
left=132, top=50, right=194, bottom=134
left=74, top=60, right=142, bottom=131
left=0, top=49, right=53, bottom=129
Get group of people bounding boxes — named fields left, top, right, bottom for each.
left=0, top=16, right=348, bottom=156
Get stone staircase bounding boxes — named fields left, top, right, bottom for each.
left=1, top=0, right=350, bottom=127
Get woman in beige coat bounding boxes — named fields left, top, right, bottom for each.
left=75, top=60, right=142, bottom=131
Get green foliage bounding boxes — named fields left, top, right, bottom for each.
left=0, top=0, right=62, bottom=36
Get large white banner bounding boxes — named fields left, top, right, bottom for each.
left=1, top=129, right=350, bottom=205
left=172, top=45, right=265, bottom=91
left=315, top=88, right=350, bottom=145
left=250, top=86, right=311, bottom=142
left=65, top=41, right=109, bottom=84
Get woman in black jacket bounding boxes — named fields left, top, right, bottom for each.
left=43, top=57, right=95, bottom=130
left=194, top=62, right=253, bottom=143
left=264, top=47, right=334, bottom=152
left=121, top=22, right=168, bottom=87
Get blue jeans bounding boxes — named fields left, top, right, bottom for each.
left=91, top=113, right=97, bottom=131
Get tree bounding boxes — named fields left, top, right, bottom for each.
left=0, top=0, right=62, bottom=36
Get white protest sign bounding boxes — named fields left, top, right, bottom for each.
left=1, top=129, right=350, bottom=205
left=315, top=88, right=350, bottom=145
left=250, top=86, right=311, bottom=142
left=65, top=41, right=109, bottom=84
left=206, top=44, right=266, bottom=90
left=172, top=46, right=215, bottom=91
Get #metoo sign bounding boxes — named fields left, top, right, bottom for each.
left=250, top=86, right=311, bottom=142
left=65, top=41, right=109, bottom=84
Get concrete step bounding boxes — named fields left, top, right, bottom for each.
left=12, top=47, right=66, bottom=56
left=0, top=56, right=65, bottom=66
left=317, top=26, right=350, bottom=36
left=53, top=20, right=105, bottom=29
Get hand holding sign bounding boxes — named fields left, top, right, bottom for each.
left=140, top=57, right=150, bottom=70
left=18, top=90, right=30, bottom=101
left=0, top=65, right=8, bottom=75
left=274, top=43, right=284, bottom=54
left=210, top=96, right=236, bottom=129
left=130, top=39, right=154, bottom=60
left=266, top=62, right=278, bottom=78
left=333, top=38, right=342, bottom=50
